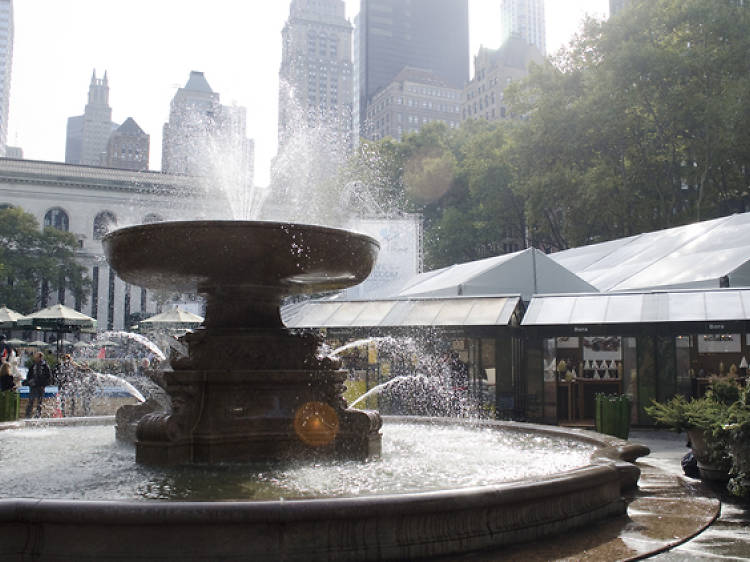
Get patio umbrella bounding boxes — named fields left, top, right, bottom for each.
left=5, top=339, right=26, bottom=346
left=73, top=341, right=90, bottom=349
left=0, top=306, right=24, bottom=329
left=140, top=308, right=204, bottom=330
left=19, top=304, right=97, bottom=358
left=26, top=340, right=49, bottom=348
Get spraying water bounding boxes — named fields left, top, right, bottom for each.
left=90, top=372, right=146, bottom=403
left=95, top=331, right=166, bottom=361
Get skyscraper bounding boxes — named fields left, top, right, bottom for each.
left=104, top=117, right=150, bottom=171
left=162, top=71, right=254, bottom=188
left=500, top=0, right=546, bottom=56
left=355, top=0, right=469, bottom=138
left=65, top=70, right=118, bottom=166
left=0, top=0, right=12, bottom=157
left=277, top=0, right=354, bottom=147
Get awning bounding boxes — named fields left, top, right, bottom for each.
left=522, top=289, right=750, bottom=327
left=283, top=296, right=522, bottom=329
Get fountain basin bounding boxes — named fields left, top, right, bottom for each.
left=102, top=221, right=383, bottom=464
left=0, top=417, right=648, bottom=561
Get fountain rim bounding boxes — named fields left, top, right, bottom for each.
left=102, top=219, right=382, bottom=249
left=0, top=416, right=648, bottom=508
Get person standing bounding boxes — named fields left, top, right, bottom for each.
left=56, top=354, right=78, bottom=417
left=0, top=334, right=15, bottom=364
left=0, top=362, right=14, bottom=391
left=25, top=352, right=51, bottom=418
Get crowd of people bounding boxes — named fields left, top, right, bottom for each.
left=0, top=333, right=103, bottom=419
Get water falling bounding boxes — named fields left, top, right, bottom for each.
left=96, top=331, right=166, bottom=361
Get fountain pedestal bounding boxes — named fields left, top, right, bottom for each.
left=103, top=221, right=383, bottom=465
left=136, top=329, right=382, bottom=464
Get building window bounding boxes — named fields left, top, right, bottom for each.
left=93, top=211, right=117, bottom=240
left=44, top=208, right=69, bottom=232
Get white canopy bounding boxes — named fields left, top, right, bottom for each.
left=284, top=296, right=521, bottom=329
left=368, top=248, right=596, bottom=302
left=140, top=307, right=204, bottom=327
left=522, top=289, right=750, bottom=326
left=550, top=212, right=750, bottom=292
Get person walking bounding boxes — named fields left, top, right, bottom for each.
left=25, top=352, right=51, bottom=418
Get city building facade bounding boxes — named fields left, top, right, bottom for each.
left=0, top=158, right=211, bottom=330
left=364, top=67, right=462, bottom=141
left=0, top=0, right=12, bottom=157
left=462, top=37, right=544, bottom=123
left=65, top=70, right=118, bottom=166
left=162, top=71, right=254, bottom=191
left=355, top=0, right=469, bottom=138
left=500, top=0, right=546, bottom=56
left=277, top=0, right=354, bottom=147
left=104, top=117, right=149, bottom=171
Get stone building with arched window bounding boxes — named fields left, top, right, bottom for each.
left=0, top=157, right=217, bottom=330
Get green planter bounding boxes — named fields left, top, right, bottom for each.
left=0, top=390, right=19, bottom=422
left=595, top=393, right=631, bottom=439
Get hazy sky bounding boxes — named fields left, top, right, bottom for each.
left=8, top=1, right=608, bottom=186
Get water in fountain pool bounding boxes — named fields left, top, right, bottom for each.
left=0, top=422, right=595, bottom=502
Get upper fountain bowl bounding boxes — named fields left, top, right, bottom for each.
left=102, top=221, right=380, bottom=296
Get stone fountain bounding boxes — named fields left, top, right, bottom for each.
left=103, top=220, right=382, bottom=465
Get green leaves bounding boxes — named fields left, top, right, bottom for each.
left=0, top=207, right=90, bottom=314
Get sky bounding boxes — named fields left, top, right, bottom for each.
left=8, top=1, right=608, bottom=187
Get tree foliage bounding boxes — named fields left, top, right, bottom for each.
left=0, top=206, right=90, bottom=314
left=506, top=0, right=750, bottom=248
left=347, top=0, right=749, bottom=265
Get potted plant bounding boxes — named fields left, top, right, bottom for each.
left=721, top=385, right=750, bottom=497
left=646, top=393, right=732, bottom=482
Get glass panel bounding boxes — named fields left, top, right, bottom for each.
left=568, top=296, right=608, bottom=324
left=528, top=297, right=575, bottom=325
left=465, top=298, right=510, bottom=325
left=355, top=301, right=398, bottom=326
left=543, top=338, right=557, bottom=423
left=637, top=335, right=656, bottom=424
left=675, top=336, right=692, bottom=397
left=432, top=300, right=473, bottom=325
left=704, top=291, right=745, bottom=321
left=697, top=333, right=741, bottom=353
left=656, top=336, right=677, bottom=402
left=401, top=301, right=444, bottom=325
left=604, top=294, right=644, bottom=323
left=622, top=337, right=638, bottom=423
left=292, top=303, right=339, bottom=327
left=667, top=292, right=706, bottom=321
left=326, top=302, right=369, bottom=326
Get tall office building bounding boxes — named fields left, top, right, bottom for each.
left=0, top=0, right=12, bottom=157
left=104, top=117, right=150, bottom=171
left=65, top=70, right=118, bottom=166
left=355, top=0, right=469, bottom=138
left=462, top=37, right=544, bottom=123
left=277, top=0, right=354, bottom=147
left=500, top=0, right=546, bottom=56
left=162, top=71, right=254, bottom=188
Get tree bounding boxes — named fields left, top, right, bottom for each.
left=0, top=206, right=91, bottom=313
left=507, top=0, right=750, bottom=248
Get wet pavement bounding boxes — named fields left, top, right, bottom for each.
left=453, top=429, right=749, bottom=561
left=634, top=429, right=750, bottom=561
